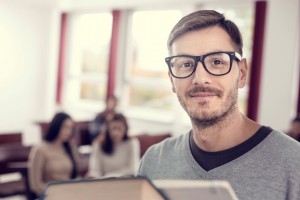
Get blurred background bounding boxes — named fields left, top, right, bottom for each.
left=0, top=0, right=299, bottom=199
left=0, top=0, right=299, bottom=145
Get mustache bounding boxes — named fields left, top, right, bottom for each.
left=187, top=86, right=223, bottom=97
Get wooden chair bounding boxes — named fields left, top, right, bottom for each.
left=0, top=132, right=22, bottom=145
left=135, top=133, right=171, bottom=157
left=0, top=144, right=33, bottom=200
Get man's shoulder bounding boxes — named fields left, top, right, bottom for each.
left=269, top=129, right=300, bottom=147
left=264, top=129, right=300, bottom=176
left=267, top=129, right=300, bottom=158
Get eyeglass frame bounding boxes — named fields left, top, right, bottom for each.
left=165, top=51, right=242, bottom=79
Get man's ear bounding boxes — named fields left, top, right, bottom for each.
left=238, top=58, right=247, bottom=88
left=168, top=71, right=176, bottom=93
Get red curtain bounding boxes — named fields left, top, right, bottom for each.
left=56, top=13, right=68, bottom=105
left=246, top=1, right=267, bottom=121
left=106, top=10, right=121, bottom=98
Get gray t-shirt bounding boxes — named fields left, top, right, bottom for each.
left=138, top=130, right=300, bottom=200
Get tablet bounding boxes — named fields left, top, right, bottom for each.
left=153, top=180, right=239, bottom=200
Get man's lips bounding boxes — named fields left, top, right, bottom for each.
left=190, top=92, right=217, bottom=98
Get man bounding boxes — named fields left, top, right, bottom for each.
left=138, top=10, right=300, bottom=200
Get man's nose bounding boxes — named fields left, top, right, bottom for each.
left=192, top=61, right=212, bottom=85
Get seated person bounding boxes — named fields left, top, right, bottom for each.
left=288, top=115, right=300, bottom=142
left=88, top=95, right=118, bottom=143
left=88, top=113, right=140, bottom=178
left=28, top=112, right=79, bottom=196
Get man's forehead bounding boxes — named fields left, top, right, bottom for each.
left=170, top=27, right=236, bottom=56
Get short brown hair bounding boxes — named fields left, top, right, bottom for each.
left=167, top=10, right=243, bottom=56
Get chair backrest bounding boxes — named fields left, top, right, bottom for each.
left=135, top=133, right=171, bottom=157
left=78, top=128, right=91, bottom=146
left=0, top=132, right=22, bottom=145
left=0, top=144, right=31, bottom=174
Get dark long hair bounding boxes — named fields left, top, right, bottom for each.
left=44, top=112, right=78, bottom=179
left=101, top=113, right=129, bottom=155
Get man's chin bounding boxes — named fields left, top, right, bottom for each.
left=189, top=114, right=221, bottom=128
left=189, top=111, right=215, bottom=121
left=187, top=107, right=213, bottom=117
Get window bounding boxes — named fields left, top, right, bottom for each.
left=123, top=10, right=183, bottom=122
left=64, top=13, right=112, bottom=111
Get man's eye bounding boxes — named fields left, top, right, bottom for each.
left=181, top=62, right=193, bottom=68
left=212, top=59, right=223, bottom=65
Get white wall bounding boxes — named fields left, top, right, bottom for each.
left=0, top=1, right=60, bottom=144
left=258, top=0, right=300, bottom=131
left=0, top=0, right=299, bottom=144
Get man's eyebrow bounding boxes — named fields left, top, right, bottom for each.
left=172, top=53, right=204, bottom=57
left=172, top=53, right=194, bottom=56
left=173, top=50, right=233, bottom=57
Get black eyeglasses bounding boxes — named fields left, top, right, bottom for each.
left=165, top=51, right=242, bottom=79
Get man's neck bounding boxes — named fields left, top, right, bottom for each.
left=191, top=112, right=260, bottom=152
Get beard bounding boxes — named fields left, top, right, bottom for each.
left=178, top=82, right=238, bottom=129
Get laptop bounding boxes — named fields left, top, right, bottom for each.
left=40, top=176, right=167, bottom=200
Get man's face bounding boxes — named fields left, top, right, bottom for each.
left=169, top=26, right=247, bottom=127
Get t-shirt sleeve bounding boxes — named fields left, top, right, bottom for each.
left=28, top=145, right=47, bottom=196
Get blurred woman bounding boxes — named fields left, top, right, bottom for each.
left=88, top=113, right=140, bottom=178
left=88, top=95, right=118, bottom=143
left=28, top=112, right=79, bottom=196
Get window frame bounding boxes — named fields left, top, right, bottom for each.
left=62, top=11, right=113, bottom=113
